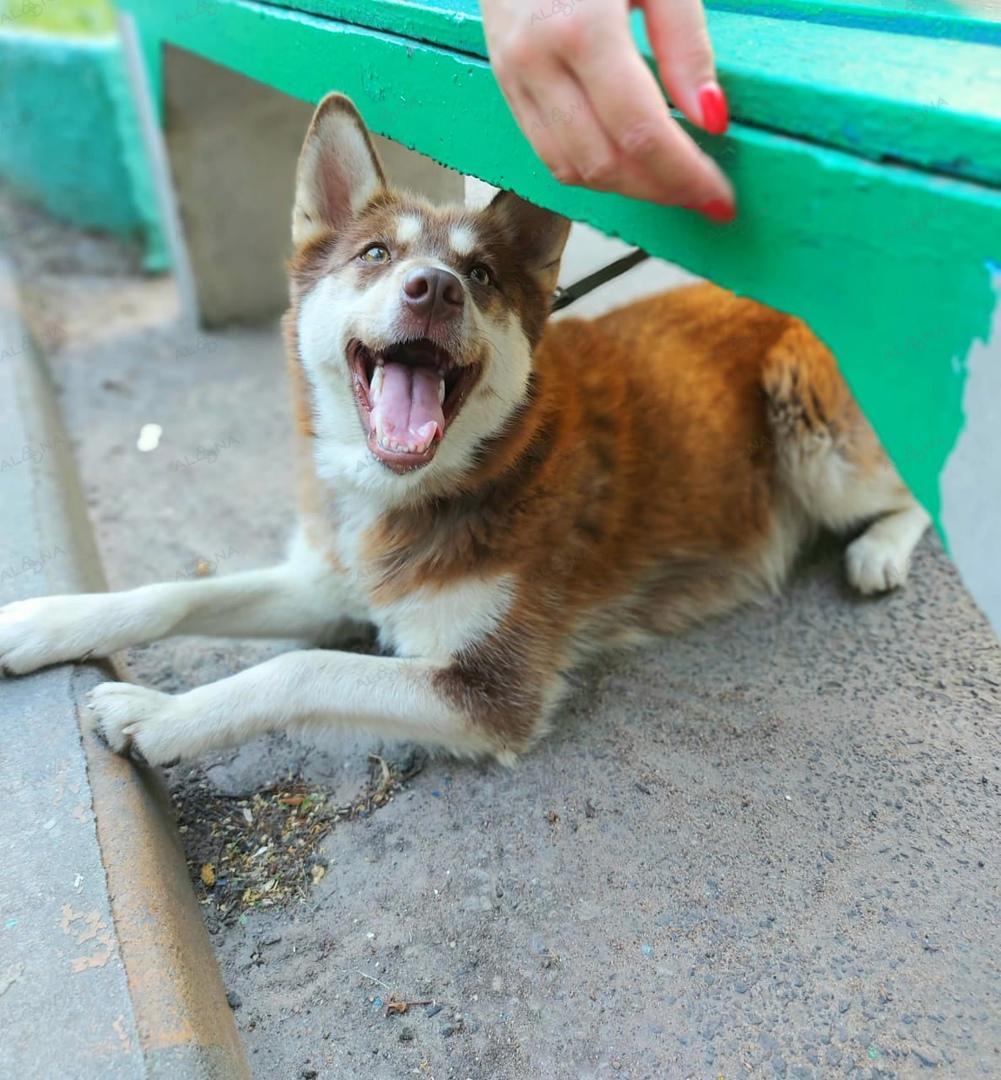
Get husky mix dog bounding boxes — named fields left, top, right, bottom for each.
left=0, top=95, right=929, bottom=765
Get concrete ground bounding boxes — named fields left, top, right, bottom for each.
left=1, top=235, right=249, bottom=1076
left=2, top=188, right=999, bottom=1080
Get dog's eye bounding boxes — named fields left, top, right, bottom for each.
left=360, top=244, right=390, bottom=264
left=469, top=264, right=493, bottom=287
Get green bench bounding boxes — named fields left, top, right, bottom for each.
left=114, top=0, right=1001, bottom=632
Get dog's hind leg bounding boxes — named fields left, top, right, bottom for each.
left=762, top=321, right=930, bottom=595
left=842, top=501, right=931, bottom=595
left=0, top=530, right=368, bottom=676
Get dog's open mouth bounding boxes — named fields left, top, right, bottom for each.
left=349, top=339, right=480, bottom=472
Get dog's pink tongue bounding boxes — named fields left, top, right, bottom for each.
left=372, top=362, right=444, bottom=450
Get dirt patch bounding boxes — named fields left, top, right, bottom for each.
left=173, top=751, right=426, bottom=930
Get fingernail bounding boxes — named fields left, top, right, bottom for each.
left=698, top=199, right=736, bottom=223
left=697, top=82, right=729, bottom=136
left=682, top=198, right=736, bottom=223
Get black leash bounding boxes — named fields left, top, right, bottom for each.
left=551, top=247, right=650, bottom=312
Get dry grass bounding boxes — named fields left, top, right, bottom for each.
left=172, top=751, right=425, bottom=924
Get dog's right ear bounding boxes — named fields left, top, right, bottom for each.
left=292, top=93, right=387, bottom=247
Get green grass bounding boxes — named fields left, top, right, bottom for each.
left=0, top=0, right=116, bottom=35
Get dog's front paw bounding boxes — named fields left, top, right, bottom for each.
left=0, top=595, right=98, bottom=676
left=89, top=682, right=185, bottom=765
left=845, top=534, right=910, bottom=595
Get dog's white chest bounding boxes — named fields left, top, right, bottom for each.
left=374, top=574, right=516, bottom=660
left=326, top=493, right=515, bottom=659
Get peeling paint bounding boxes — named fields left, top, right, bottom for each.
left=112, top=1012, right=133, bottom=1053
left=60, top=904, right=115, bottom=971
left=70, top=936, right=114, bottom=973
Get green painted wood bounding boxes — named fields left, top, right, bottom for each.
left=0, top=29, right=165, bottom=268
left=652, top=11, right=1000, bottom=188
left=249, top=0, right=484, bottom=56
left=116, top=0, right=1001, bottom=537
left=250, top=0, right=1001, bottom=187
left=247, top=0, right=1001, bottom=52
left=707, top=0, right=1001, bottom=46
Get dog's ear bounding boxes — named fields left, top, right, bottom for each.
left=292, top=93, right=387, bottom=246
left=485, top=191, right=571, bottom=296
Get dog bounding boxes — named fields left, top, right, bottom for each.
left=0, top=93, right=930, bottom=766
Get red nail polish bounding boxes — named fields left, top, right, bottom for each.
left=698, top=200, right=736, bottom=223
left=697, top=83, right=729, bottom=136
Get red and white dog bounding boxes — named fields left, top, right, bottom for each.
left=0, top=94, right=929, bottom=765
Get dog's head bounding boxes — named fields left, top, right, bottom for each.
left=288, top=93, right=570, bottom=496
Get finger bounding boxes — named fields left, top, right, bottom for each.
left=487, top=18, right=734, bottom=218
left=642, top=0, right=728, bottom=135
left=567, top=35, right=733, bottom=208
left=501, top=74, right=584, bottom=187
left=525, top=76, right=686, bottom=205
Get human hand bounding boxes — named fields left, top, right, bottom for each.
left=480, top=0, right=735, bottom=222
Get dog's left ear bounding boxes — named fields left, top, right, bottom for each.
left=486, top=191, right=571, bottom=297
left=292, top=93, right=387, bottom=247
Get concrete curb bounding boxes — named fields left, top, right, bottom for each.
left=0, top=258, right=248, bottom=1078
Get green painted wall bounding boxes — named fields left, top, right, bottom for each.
left=0, top=29, right=165, bottom=268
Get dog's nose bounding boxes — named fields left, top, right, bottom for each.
left=402, top=267, right=464, bottom=321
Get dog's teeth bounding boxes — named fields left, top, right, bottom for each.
left=369, top=364, right=384, bottom=402
left=438, top=378, right=445, bottom=405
